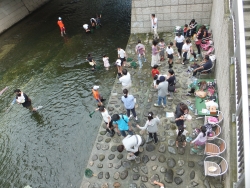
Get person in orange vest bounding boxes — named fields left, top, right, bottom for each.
left=92, top=86, right=106, bottom=106
left=57, top=17, right=66, bottom=37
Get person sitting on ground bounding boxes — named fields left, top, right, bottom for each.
left=112, top=114, right=133, bottom=137
left=119, top=69, right=132, bottom=90
left=136, top=112, right=160, bottom=144
left=175, top=102, right=189, bottom=128
left=192, top=55, right=213, bottom=76
left=151, top=65, right=160, bottom=78
left=191, top=126, right=208, bottom=153
left=96, top=14, right=102, bottom=27
left=154, top=180, right=165, bottom=188
left=86, top=53, right=96, bottom=70
left=176, top=126, right=187, bottom=147
left=90, top=18, right=97, bottom=28
left=83, top=24, right=91, bottom=33
left=102, top=54, right=110, bottom=70
left=117, top=134, right=142, bottom=160
left=96, top=106, right=115, bottom=137
left=121, top=89, right=138, bottom=120
left=92, top=85, right=105, bottom=106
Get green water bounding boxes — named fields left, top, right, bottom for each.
left=0, top=0, right=131, bottom=187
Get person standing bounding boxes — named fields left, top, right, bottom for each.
left=135, top=40, right=146, bottom=69
left=154, top=80, right=168, bottom=108
left=151, top=40, right=160, bottom=67
left=14, top=89, right=37, bottom=111
left=119, top=69, right=132, bottom=90
left=151, top=14, right=159, bottom=39
left=166, top=69, right=176, bottom=100
left=176, top=127, right=187, bottom=147
left=96, top=106, right=115, bottom=137
left=166, top=42, right=174, bottom=68
left=174, top=32, right=185, bottom=59
left=121, top=89, right=138, bottom=120
left=92, top=85, right=105, bottom=106
left=158, top=39, right=166, bottom=61
left=83, top=24, right=90, bottom=33
left=115, top=59, right=122, bottom=78
left=112, top=114, right=133, bottom=137
left=102, top=54, right=110, bottom=70
left=187, top=19, right=198, bottom=38
left=117, top=134, right=142, bottom=160
left=175, top=102, right=189, bottom=128
left=137, top=112, right=160, bottom=144
left=151, top=65, right=160, bottom=78
left=96, top=14, right=102, bottom=27
left=57, top=17, right=66, bottom=37
left=117, top=47, right=126, bottom=66
left=86, top=53, right=96, bottom=70
left=182, top=39, right=197, bottom=65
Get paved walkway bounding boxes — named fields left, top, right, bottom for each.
left=80, top=33, right=224, bottom=188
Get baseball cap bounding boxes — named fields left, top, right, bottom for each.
left=93, top=86, right=99, bottom=90
left=58, top=17, right=62, bottom=20
left=146, top=112, right=154, bottom=117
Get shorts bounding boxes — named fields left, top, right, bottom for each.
left=60, top=27, right=65, bottom=32
left=168, top=54, right=173, bottom=59
left=120, top=58, right=126, bottom=66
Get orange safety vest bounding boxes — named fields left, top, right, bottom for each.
left=92, top=89, right=100, bottom=100
left=57, top=20, right=64, bottom=28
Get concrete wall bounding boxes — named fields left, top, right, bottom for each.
left=0, top=0, right=50, bottom=34
left=131, top=0, right=213, bottom=33
left=210, top=0, right=236, bottom=187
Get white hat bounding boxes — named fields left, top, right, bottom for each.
left=58, top=17, right=62, bottom=20
left=93, top=86, right=99, bottom=90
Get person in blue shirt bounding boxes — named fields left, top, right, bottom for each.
left=121, top=89, right=138, bottom=120
left=192, top=55, right=213, bottom=76
left=112, top=114, right=133, bottom=137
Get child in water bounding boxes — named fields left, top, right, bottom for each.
left=102, top=55, right=110, bottom=70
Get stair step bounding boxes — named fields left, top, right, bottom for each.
left=246, top=31, right=250, bottom=40
left=246, top=40, right=250, bottom=49
left=244, top=5, right=250, bottom=12
left=248, top=67, right=250, bottom=75
left=243, top=0, right=250, bottom=5
left=244, top=12, right=250, bottom=21
left=247, top=50, right=250, bottom=58
left=247, top=58, right=250, bottom=67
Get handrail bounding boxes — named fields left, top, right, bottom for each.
left=231, top=0, right=250, bottom=187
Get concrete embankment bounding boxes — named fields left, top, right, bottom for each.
left=0, top=0, right=50, bottom=34
left=80, top=32, right=225, bottom=188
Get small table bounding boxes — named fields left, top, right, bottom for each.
left=194, top=79, right=218, bottom=116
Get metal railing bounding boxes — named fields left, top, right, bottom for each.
left=231, top=0, right=250, bottom=187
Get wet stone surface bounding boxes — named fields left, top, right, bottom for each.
left=81, top=33, right=218, bottom=188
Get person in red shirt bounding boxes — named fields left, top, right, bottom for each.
left=151, top=65, right=160, bottom=78
left=57, top=17, right=66, bottom=37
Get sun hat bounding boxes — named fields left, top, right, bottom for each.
left=58, top=17, right=62, bottom=20
left=93, top=86, right=99, bottom=90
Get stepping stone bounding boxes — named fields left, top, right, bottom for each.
left=99, top=154, right=105, bottom=161
left=115, top=161, right=122, bottom=169
left=101, top=144, right=109, bottom=150
left=92, top=155, right=98, bottom=161
left=101, top=183, right=108, bottom=188
left=142, top=155, right=149, bottom=164
left=98, top=172, right=103, bottom=179
left=113, top=172, right=120, bottom=180
left=108, top=154, right=115, bottom=160
left=122, top=161, right=131, bottom=168
left=113, top=182, right=121, bottom=187
left=160, top=167, right=166, bottom=173
left=141, top=165, right=148, bottom=174
left=190, top=170, right=195, bottom=180
left=165, top=169, right=173, bottom=183
left=135, top=156, right=141, bottom=163
left=174, top=177, right=183, bottom=185
left=151, top=165, right=158, bottom=171
left=139, top=183, right=147, bottom=188
left=133, top=174, right=140, bottom=180
left=105, top=138, right=111, bottom=143
left=111, top=145, right=117, bottom=152
left=100, top=131, right=107, bottom=135
left=89, top=161, right=94, bottom=166
left=158, top=144, right=166, bottom=153
left=133, top=166, right=139, bottom=173
left=108, top=163, right=113, bottom=168
left=117, top=153, right=123, bottom=159
left=158, top=154, right=166, bottom=163
left=96, top=143, right=101, bottom=150
left=98, top=136, right=103, bottom=142
left=188, top=161, right=195, bottom=167
left=141, top=175, right=148, bottom=182
left=190, top=181, right=199, bottom=187
left=168, top=139, right=175, bottom=146
left=176, top=168, right=185, bottom=176
left=168, top=146, right=176, bottom=154
left=97, top=163, right=103, bottom=168
left=178, top=147, right=185, bottom=155
left=129, top=183, right=137, bottom=188
left=146, top=144, right=155, bottom=152
left=167, top=157, right=176, bottom=168
left=120, top=170, right=128, bottom=180
left=178, top=160, right=185, bottom=167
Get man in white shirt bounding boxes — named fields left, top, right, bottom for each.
left=119, top=69, right=132, bottom=90
left=117, top=134, right=142, bottom=160
left=182, top=39, right=197, bottom=65
left=117, top=47, right=126, bottom=66
left=116, top=59, right=122, bottom=78
left=151, top=14, right=159, bottom=39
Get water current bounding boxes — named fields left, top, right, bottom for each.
left=0, top=0, right=131, bottom=187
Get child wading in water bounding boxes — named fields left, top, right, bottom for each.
left=158, top=39, right=166, bottom=61
left=102, top=55, right=110, bottom=70
left=166, top=42, right=174, bottom=68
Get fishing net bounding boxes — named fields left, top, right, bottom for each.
left=85, top=168, right=94, bottom=178
left=126, top=57, right=133, bottom=62
left=130, top=61, right=138, bottom=69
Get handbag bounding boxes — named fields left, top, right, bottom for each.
left=168, top=85, right=175, bottom=92
left=194, top=90, right=207, bottom=98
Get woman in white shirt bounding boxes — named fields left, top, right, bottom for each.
left=191, top=126, right=207, bottom=153
left=182, top=39, right=197, bottom=65
left=174, top=32, right=185, bottom=59
left=166, top=42, right=174, bottom=69
left=102, top=54, right=110, bottom=70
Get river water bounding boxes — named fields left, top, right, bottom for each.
left=0, top=0, right=131, bottom=187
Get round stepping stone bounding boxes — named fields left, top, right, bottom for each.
left=158, top=144, right=166, bottom=153
left=146, top=144, right=155, bottom=152
left=139, top=183, right=147, bottom=188
left=96, top=143, right=101, bottom=150
left=168, top=139, right=175, bottom=146
left=113, top=182, right=121, bottom=187
left=164, top=124, right=170, bottom=130
left=151, top=155, right=157, bottom=161
left=117, top=153, right=123, bottom=159
left=190, top=170, right=195, bottom=180
left=188, top=161, right=195, bottom=167
left=102, top=183, right=108, bottom=188
left=160, top=167, right=166, bottom=173
left=99, top=154, right=105, bottom=161
left=115, top=161, right=122, bottom=169
left=167, top=157, right=176, bottom=168
left=92, top=155, right=98, bottom=161
left=97, top=163, right=103, bottom=168
left=98, top=136, right=103, bottom=142
left=141, top=165, right=148, bottom=174
left=129, top=183, right=137, bottom=188
left=111, top=145, right=117, bottom=152
left=158, top=155, right=166, bottom=163
left=101, top=144, right=109, bottom=150
left=105, top=138, right=111, bottom=143
left=168, top=146, right=176, bottom=154
left=89, top=161, right=94, bottom=166
left=108, top=154, right=115, bottom=160
left=165, top=169, right=173, bottom=183
left=176, top=168, right=185, bottom=176
left=100, top=131, right=107, bottom=135
left=112, top=138, right=121, bottom=143
left=135, top=156, right=141, bottom=163
left=178, top=160, right=185, bottom=167
left=133, top=166, right=139, bottom=173
left=141, top=175, right=148, bottom=182
left=133, top=174, right=140, bottom=180
left=113, top=172, right=120, bottom=180
left=98, top=172, right=103, bottom=179
left=149, top=174, right=160, bottom=185
left=152, top=165, right=158, bottom=171
left=174, top=177, right=183, bottom=185
left=120, top=170, right=128, bottom=180
left=142, top=155, right=149, bottom=164
left=105, top=172, right=110, bottom=179
left=178, top=147, right=185, bottom=155
left=122, top=161, right=131, bottom=168
left=108, top=163, right=113, bottom=168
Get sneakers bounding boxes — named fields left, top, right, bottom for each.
left=178, top=56, right=181, bottom=59
left=154, top=103, right=160, bottom=107
left=154, top=140, right=158, bottom=144
left=135, top=116, right=138, bottom=121
left=162, top=105, right=166, bottom=108
left=157, top=63, right=161, bottom=66
left=168, top=97, right=173, bottom=100
left=129, top=115, right=133, bottom=119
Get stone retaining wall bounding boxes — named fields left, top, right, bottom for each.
left=0, top=0, right=50, bottom=34
left=131, top=0, right=213, bottom=33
